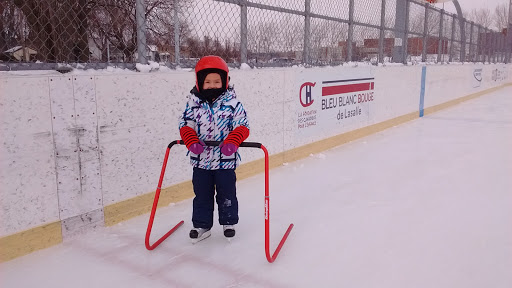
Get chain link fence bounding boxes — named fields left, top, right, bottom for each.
left=1, top=0, right=511, bottom=70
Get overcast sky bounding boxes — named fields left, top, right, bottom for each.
left=436, top=0, right=510, bottom=13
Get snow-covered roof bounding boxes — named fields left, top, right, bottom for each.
left=3, top=46, right=37, bottom=54
left=4, top=46, right=22, bottom=53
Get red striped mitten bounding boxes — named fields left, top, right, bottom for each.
left=180, top=126, right=204, bottom=154
left=220, top=126, right=250, bottom=156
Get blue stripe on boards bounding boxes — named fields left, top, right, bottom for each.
left=419, top=66, right=426, bottom=117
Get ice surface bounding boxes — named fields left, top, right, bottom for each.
left=1, top=87, right=511, bottom=288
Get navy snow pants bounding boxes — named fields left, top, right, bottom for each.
left=192, top=167, right=239, bottom=229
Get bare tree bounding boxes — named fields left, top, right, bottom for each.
left=89, top=0, right=191, bottom=62
left=10, top=0, right=91, bottom=62
left=310, top=21, right=327, bottom=61
left=258, top=21, right=277, bottom=54
left=0, top=2, right=21, bottom=53
left=466, top=8, right=493, bottom=28
left=281, top=15, right=303, bottom=53
left=410, top=6, right=441, bottom=36
left=88, top=0, right=136, bottom=61
left=247, top=21, right=278, bottom=58
left=146, top=0, right=191, bottom=53
left=185, top=36, right=200, bottom=58
left=2, top=0, right=191, bottom=63
left=246, top=22, right=258, bottom=55
left=494, top=3, right=509, bottom=30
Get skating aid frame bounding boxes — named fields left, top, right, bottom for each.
left=145, top=140, right=294, bottom=263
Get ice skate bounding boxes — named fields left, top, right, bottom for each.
left=189, top=228, right=211, bottom=244
left=223, top=225, right=235, bottom=238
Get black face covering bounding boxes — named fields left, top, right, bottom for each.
left=201, top=87, right=225, bottom=103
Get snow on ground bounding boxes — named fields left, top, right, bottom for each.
left=1, top=87, right=511, bottom=288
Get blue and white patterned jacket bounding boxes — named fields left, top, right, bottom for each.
left=179, top=87, right=249, bottom=170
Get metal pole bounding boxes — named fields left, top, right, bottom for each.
left=393, top=0, right=406, bottom=63
left=483, top=28, right=488, bottom=63
left=449, top=14, right=455, bottom=62
left=136, top=0, right=148, bottom=64
left=485, top=28, right=488, bottom=63
left=347, top=0, right=355, bottom=62
left=174, top=0, right=180, bottom=65
left=437, top=9, right=444, bottom=63
left=422, top=4, right=429, bottom=63
left=476, top=25, right=481, bottom=62
left=489, top=30, right=493, bottom=63
left=498, top=34, right=502, bottom=63
left=507, top=0, right=512, bottom=63
left=503, top=34, right=507, bottom=63
left=494, top=32, right=500, bottom=64
left=498, top=34, right=504, bottom=63
left=379, top=0, right=386, bottom=63
left=107, top=38, right=110, bottom=63
left=496, top=33, right=500, bottom=63
left=469, top=22, right=474, bottom=62
left=240, top=0, right=248, bottom=64
left=402, top=0, right=409, bottom=64
left=451, top=1, right=465, bottom=62
left=502, top=34, right=506, bottom=63
left=492, top=30, right=497, bottom=63
left=487, top=28, right=492, bottom=63
left=304, top=0, right=311, bottom=64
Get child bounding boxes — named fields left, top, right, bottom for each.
left=179, top=55, right=250, bottom=242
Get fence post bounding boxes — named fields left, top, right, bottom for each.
left=489, top=30, right=493, bottom=63
left=402, top=0, right=409, bottom=64
left=469, top=22, right=474, bottom=63
left=302, top=0, right=311, bottom=64
left=496, top=32, right=500, bottom=63
left=487, top=28, right=492, bottom=63
left=174, top=0, right=180, bottom=65
left=437, top=9, right=444, bottom=63
left=348, top=0, right=355, bottom=62
left=476, top=25, right=480, bottom=62
left=136, top=0, right=148, bottom=64
left=422, top=3, right=429, bottom=63
left=240, top=0, right=248, bottom=64
left=498, top=34, right=504, bottom=63
left=501, top=33, right=505, bottom=63
left=393, top=0, right=406, bottom=63
left=379, top=0, right=386, bottom=63
left=449, top=14, right=455, bottom=62
left=304, top=0, right=311, bottom=65
left=502, top=34, right=506, bottom=63
left=495, top=32, right=499, bottom=63
left=483, top=28, right=487, bottom=63
left=452, top=2, right=466, bottom=62
left=492, top=29, right=496, bottom=63
left=508, top=0, right=512, bottom=63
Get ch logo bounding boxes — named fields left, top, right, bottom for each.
left=473, top=69, right=482, bottom=82
left=299, top=82, right=316, bottom=108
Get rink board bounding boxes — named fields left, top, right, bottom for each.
left=1, top=64, right=510, bottom=261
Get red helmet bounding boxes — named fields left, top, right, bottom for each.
left=195, top=56, right=229, bottom=91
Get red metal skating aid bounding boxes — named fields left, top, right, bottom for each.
left=145, top=140, right=184, bottom=250
left=145, top=140, right=294, bottom=263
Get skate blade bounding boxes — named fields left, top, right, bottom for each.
left=190, top=231, right=211, bottom=244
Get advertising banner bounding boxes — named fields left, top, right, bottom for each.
left=296, top=67, right=375, bottom=136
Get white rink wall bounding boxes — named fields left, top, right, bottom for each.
left=1, top=63, right=510, bottom=239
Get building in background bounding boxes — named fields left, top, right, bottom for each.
left=2, top=46, right=38, bottom=62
